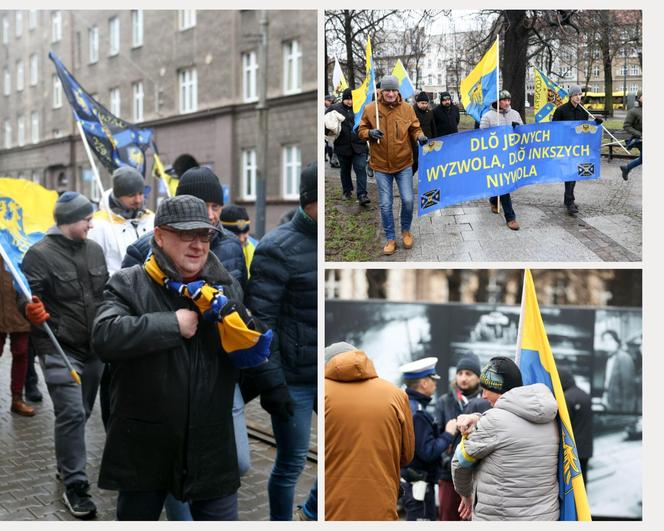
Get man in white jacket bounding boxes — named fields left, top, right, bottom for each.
left=451, top=356, right=559, bottom=521
left=88, top=166, right=155, bottom=275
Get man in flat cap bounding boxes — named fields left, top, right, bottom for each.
left=21, top=191, right=108, bottom=519
left=399, top=357, right=458, bottom=520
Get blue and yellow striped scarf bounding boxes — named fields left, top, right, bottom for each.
left=144, top=253, right=272, bottom=369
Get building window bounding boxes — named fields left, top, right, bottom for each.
left=132, top=10, right=143, bottom=48
left=630, top=64, right=640, bottom=76
left=2, top=16, right=9, bottom=45
left=242, top=51, right=258, bottom=102
left=241, top=148, right=257, bottom=200
left=3, top=67, right=10, bottom=96
left=109, top=17, right=120, bottom=56
left=592, top=65, right=600, bottom=77
left=52, top=75, right=62, bottom=108
left=427, top=74, right=432, bottom=85
left=282, top=40, right=302, bottom=94
left=16, top=60, right=24, bottom=92
left=132, top=81, right=144, bottom=122
left=437, top=74, right=443, bottom=84
left=51, top=11, right=62, bottom=43
left=618, top=65, right=628, bottom=77
left=3, top=120, right=11, bottom=149
left=89, top=26, right=99, bottom=63
left=109, top=87, right=121, bottom=116
left=178, top=10, right=196, bottom=30
left=281, top=144, right=301, bottom=199
left=29, top=54, right=38, bottom=86
left=592, top=84, right=600, bottom=93
left=178, top=67, right=197, bottom=114
left=28, top=10, right=37, bottom=30
left=31, top=111, right=39, bottom=144
left=15, top=12, right=23, bottom=38
left=17, top=115, right=25, bottom=147
left=630, top=84, right=639, bottom=94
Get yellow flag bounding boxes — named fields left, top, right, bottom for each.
left=351, top=37, right=376, bottom=129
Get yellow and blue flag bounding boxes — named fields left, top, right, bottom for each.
left=515, top=269, right=592, bottom=521
left=534, top=67, right=568, bottom=123
left=0, top=178, right=58, bottom=291
left=460, top=40, right=498, bottom=123
left=392, top=59, right=415, bottom=101
left=352, top=37, right=376, bottom=130
left=49, top=52, right=153, bottom=176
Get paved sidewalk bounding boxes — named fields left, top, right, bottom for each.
left=326, top=157, right=641, bottom=262
left=0, top=350, right=317, bottom=521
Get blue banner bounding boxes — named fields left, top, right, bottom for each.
left=417, top=121, right=602, bottom=215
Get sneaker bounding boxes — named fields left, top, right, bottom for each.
left=358, top=194, right=371, bottom=206
left=342, top=191, right=352, bottom=200
left=62, top=481, right=97, bottom=519
left=293, top=507, right=314, bottom=521
left=506, top=220, right=520, bottom=231
left=402, top=231, right=414, bottom=249
left=383, top=240, right=397, bottom=255
left=620, top=165, right=629, bottom=181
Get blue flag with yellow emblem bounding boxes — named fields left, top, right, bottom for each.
left=352, top=38, right=376, bottom=131
left=0, top=178, right=58, bottom=293
left=515, top=269, right=592, bottom=521
left=459, top=39, right=498, bottom=123
left=533, top=67, right=568, bottom=123
left=49, top=52, right=153, bottom=176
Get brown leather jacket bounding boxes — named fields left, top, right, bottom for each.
left=0, top=257, right=30, bottom=334
left=358, top=91, right=423, bottom=173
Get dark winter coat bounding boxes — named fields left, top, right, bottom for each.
left=326, top=102, right=368, bottom=157
left=623, top=105, right=642, bottom=138
left=559, top=370, right=593, bottom=460
left=245, top=208, right=317, bottom=392
left=92, top=243, right=246, bottom=500
left=403, top=388, right=453, bottom=483
left=432, top=104, right=460, bottom=136
left=413, top=105, right=437, bottom=138
left=20, top=226, right=108, bottom=361
left=1, top=257, right=30, bottom=333
left=552, top=101, right=590, bottom=122
left=122, top=225, right=247, bottom=292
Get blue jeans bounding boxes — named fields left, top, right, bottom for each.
left=489, top=194, right=516, bottom=222
left=337, top=152, right=368, bottom=197
left=375, top=167, right=414, bottom=241
left=117, top=490, right=237, bottom=521
left=625, top=139, right=642, bottom=173
left=268, top=384, right=317, bottom=520
left=165, top=384, right=250, bottom=521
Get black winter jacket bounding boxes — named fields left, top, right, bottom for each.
left=122, top=225, right=247, bottom=291
left=92, top=245, right=248, bottom=499
left=326, top=102, right=368, bottom=157
left=552, top=101, right=590, bottom=122
left=560, top=371, right=593, bottom=459
left=432, top=104, right=460, bottom=136
left=413, top=105, right=437, bottom=138
left=245, top=208, right=317, bottom=390
left=20, top=226, right=108, bottom=361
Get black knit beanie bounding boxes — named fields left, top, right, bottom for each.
left=299, top=162, right=317, bottom=208
left=480, top=356, right=523, bottom=394
left=415, top=91, right=430, bottom=102
left=176, top=166, right=224, bottom=205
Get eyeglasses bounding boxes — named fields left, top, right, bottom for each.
left=161, top=227, right=214, bottom=243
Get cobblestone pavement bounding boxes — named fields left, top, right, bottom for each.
left=325, top=157, right=641, bottom=262
left=0, top=350, right=317, bottom=521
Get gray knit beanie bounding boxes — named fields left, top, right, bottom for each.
left=568, top=85, right=582, bottom=97
left=112, top=166, right=144, bottom=197
left=324, top=341, right=358, bottom=363
left=380, top=75, right=399, bottom=91
left=54, top=192, right=94, bottom=225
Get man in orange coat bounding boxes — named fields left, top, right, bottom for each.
left=325, top=341, right=415, bottom=520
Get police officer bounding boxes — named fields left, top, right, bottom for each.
left=399, top=357, right=457, bottom=520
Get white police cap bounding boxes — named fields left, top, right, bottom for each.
left=399, top=357, right=440, bottom=380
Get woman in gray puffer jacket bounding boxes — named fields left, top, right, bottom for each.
left=452, top=380, right=559, bottom=520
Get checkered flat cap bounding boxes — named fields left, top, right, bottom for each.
left=154, top=195, right=219, bottom=232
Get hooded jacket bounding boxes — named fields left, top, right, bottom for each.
left=479, top=105, right=524, bottom=129
left=623, top=104, right=642, bottom=139
left=88, top=189, right=155, bottom=275
left=325, top=349, right=414, bottom=521
left=452, top=383, right=559, bottom=521
left=358, top=91, right=423, bottom=173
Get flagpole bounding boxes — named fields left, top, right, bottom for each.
left=514, top=268, right=528, bottom=365
left=578, top=103, right=632, bottom=156
left=495, top=35, right=501, bottom=214
left=0, top=243, right=81, bottom=385
left=75, top=117, right=106, bottom=199
left=373, top=74, right=380, bottom=145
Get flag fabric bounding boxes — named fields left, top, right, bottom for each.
left=515, top=269, right=592, bottom=521
left=0, top=178, right=58, bottom=292
left=151, top=142, right=178, bottom=197
left=392, top=58, right=415, bottom=100
left=332, top=55, right=349, bottom=96
left=534, top=67, right=569, bottom=123
left=352, top=37, right=376, bottom=130
left=49, top=52, right=153, bottom=176
left=459, top=40, right=498, bottom=123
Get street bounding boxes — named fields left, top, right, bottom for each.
left=0, top=350, right=317, bottom=521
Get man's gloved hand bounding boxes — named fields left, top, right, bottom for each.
left=594, top=117, right=604, bottom=125
left=417, top=135, right=429, bottom=146
left=368, top=129, right=384, bottom=140
left=260, top=384, right=294, bottom=421
left=25, top=295, right=50, bottom=326
left=511, top=121, right=520, bottom=128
